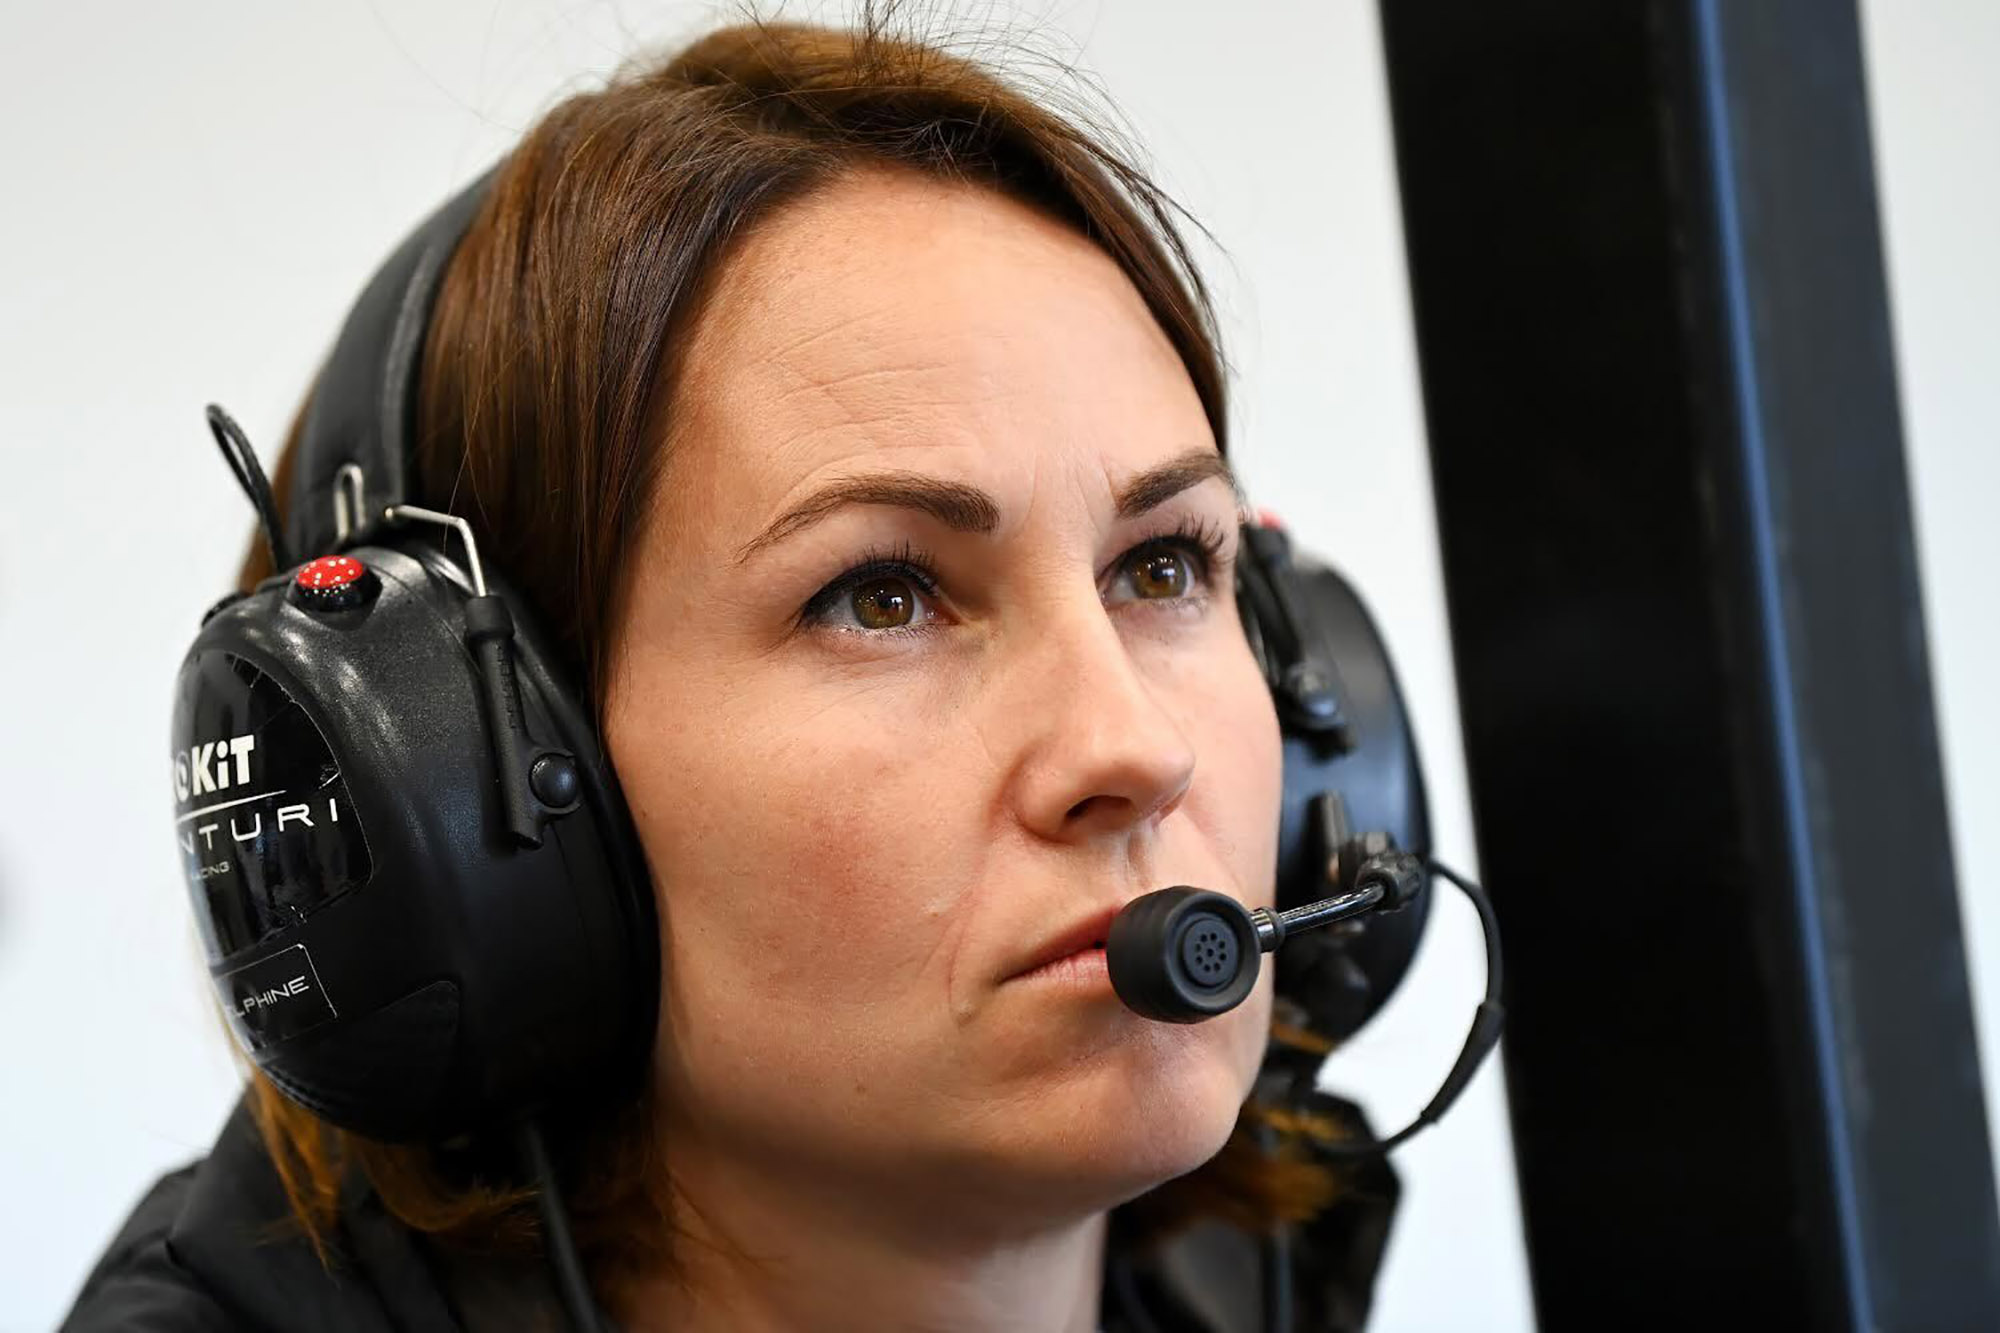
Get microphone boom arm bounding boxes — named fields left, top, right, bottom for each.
left=1249, top=883, right=1385, bottom=952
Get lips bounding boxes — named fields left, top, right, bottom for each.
left=1005, top=905, right=1123, bottom=982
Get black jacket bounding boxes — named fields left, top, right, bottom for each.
left=62, top=1091, right=1396, bottom=1332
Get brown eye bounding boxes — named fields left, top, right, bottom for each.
left=851, top=577, right=917, bottom=629
left=798, top=543, right=942, bottom=638
left=1129, top=549, right=1192, bottom=599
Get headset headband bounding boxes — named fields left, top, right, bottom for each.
left=286, top=165, right=499, bottom=560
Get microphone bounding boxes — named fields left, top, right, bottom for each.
left=1105, top=839, right=1504, bottom=1157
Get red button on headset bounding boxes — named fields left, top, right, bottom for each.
left=291, top=554, right=379, bottom=612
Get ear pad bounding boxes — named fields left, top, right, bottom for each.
left=1236, top=526, right=1432, bottom=1043
left=171, top=538, right=657, bottom=1142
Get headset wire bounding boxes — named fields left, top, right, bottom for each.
left=517, top=1118, right=614, bottom=1333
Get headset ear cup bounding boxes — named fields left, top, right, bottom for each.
left=1236, top=556, right=1273, bottom=684
left=175, top=536, right=657, bottom=1142
left=1236, top=522, right=1289, bottom=700
left=405, top=541, right=661, bottom=1118
left=1274, top=935, right=1376, bottom=1041
left=1246, top=531, right=1435, bottom=1045
left=473, top=555, right=661, bottom=1105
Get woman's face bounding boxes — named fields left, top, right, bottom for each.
left=604, top=168, right=1283, bottom=1232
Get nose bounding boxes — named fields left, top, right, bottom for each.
left=1009, top=601, right=1198, bottom=845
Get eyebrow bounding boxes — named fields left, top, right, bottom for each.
left=733, top=448, right=1242, bottom=567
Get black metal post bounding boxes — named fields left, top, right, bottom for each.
left=1375, top=2, right=2000, bottom=1328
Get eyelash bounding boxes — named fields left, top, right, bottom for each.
left=795, top=513, right=1235, bottom=641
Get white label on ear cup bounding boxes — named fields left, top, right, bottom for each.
left=216, top=943, right=338, bottom=1049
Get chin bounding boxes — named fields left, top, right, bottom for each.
left=1105, top=1031, right=1256, bottom=1176
left=931, top=986, right=1271, bottom=1217
left=963, top=1029, right=1256, bottom=1217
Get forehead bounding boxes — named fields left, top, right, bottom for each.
left=662, top=167, right=1216, bottom=527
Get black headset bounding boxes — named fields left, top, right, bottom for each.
left=175, top=163, right=1498, bottom=1331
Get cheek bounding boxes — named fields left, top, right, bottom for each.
left=1187, top=639, right=1284, bottom=908
left=613, top=672, right=978, bottom=1014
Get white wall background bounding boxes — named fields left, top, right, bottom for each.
left=0, top=2, right=1988, bottom=1331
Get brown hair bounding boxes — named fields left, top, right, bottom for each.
left=235, top=6, right=1352, bottom=1303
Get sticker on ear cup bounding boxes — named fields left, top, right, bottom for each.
left=171, top=650, right=373, bottom=961
left=217, top=943, right=337, bottom=1049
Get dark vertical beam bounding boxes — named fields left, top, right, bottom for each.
left=1375, top=2, right=2000, bottom=1329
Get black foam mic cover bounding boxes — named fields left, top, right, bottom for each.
left=1105, top=887, right=1262, bottom=1023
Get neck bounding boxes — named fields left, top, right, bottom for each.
left=607, top=1139, right=1111, bottom=1333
